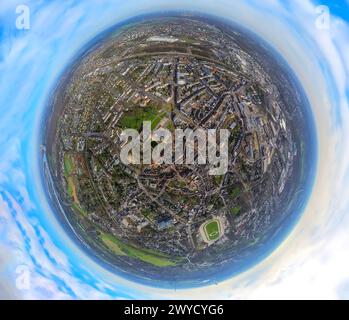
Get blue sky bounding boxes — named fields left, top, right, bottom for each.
left=318, top=0, right=349, bottom=19
left=0, top=0, right=349, bottom=299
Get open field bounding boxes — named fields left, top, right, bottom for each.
left=99, top=232, right=181, bottom=267
left=119, top=105, right=166, bottom=131
left=64, top=154, right=74, bottom=176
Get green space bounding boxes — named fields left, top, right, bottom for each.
left=72, top=203, right=88, bottom=218
left=141, top=209, right=157, bottom=222
left=214, top=175, right=223, bottom=186
left=229, top=186, right=241, bottom=199
left=64, top=154, right=86, bottom=216
left=231, top=124, right=241, bottom=139
left=204, top=220, right=220, bottom=241
left=64, top=155, right=80, bottom=205
left=119, top=105, right=166, bottom=131
left=100, top=233, right=127, bottom=256
left=179, top=180, right=187, bottom=188
left=167, top=121, right=175, bottom=132
left=230, top=206, right=241, bottom=216
left=66, top=177, right=74, bottom=197
left=99, top=232, right=181, bottom=267
left=64, top=154, right=74, bottom=176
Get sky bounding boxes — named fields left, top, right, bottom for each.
left=0, top=0, right=348, bottom=299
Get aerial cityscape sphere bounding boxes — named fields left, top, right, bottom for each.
left=43, top=14, right=316, bottom=287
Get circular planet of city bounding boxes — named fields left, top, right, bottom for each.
left=42, top=13, right=317, bottom=288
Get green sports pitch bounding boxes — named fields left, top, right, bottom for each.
left=204, top=219, right=221, bottom=241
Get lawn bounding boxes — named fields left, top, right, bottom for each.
left=100, top=233, right=126, bottom=256
left=66, top=177, right=77, bottom=201
left=64, top=154, right=74, bottom=176
left=72, top=203, right=88, bottom=218
left=204, top=220, right=220, bottom=241
left=119, top=105, right=166, bottom=131
left=63, top=154, right=81, bottom=205
left=99, top=232, right=181, bottom=267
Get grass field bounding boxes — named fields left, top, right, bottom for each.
left=119, top=105, right=166, bottom=131
left=64, top=155, right=78, bottom=203
left=99, top=232, right=181, bottom=267
left=66, top=176, right=74, bottom=196
left=204, top=220, right=220, bottom=241
left=100, top=233, right=127, bottom=256
left=64, top=154, right=74, bottom=176
left=72, top=203, right=88, bottom=218
left=63, top=154, right=86, bottom=217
